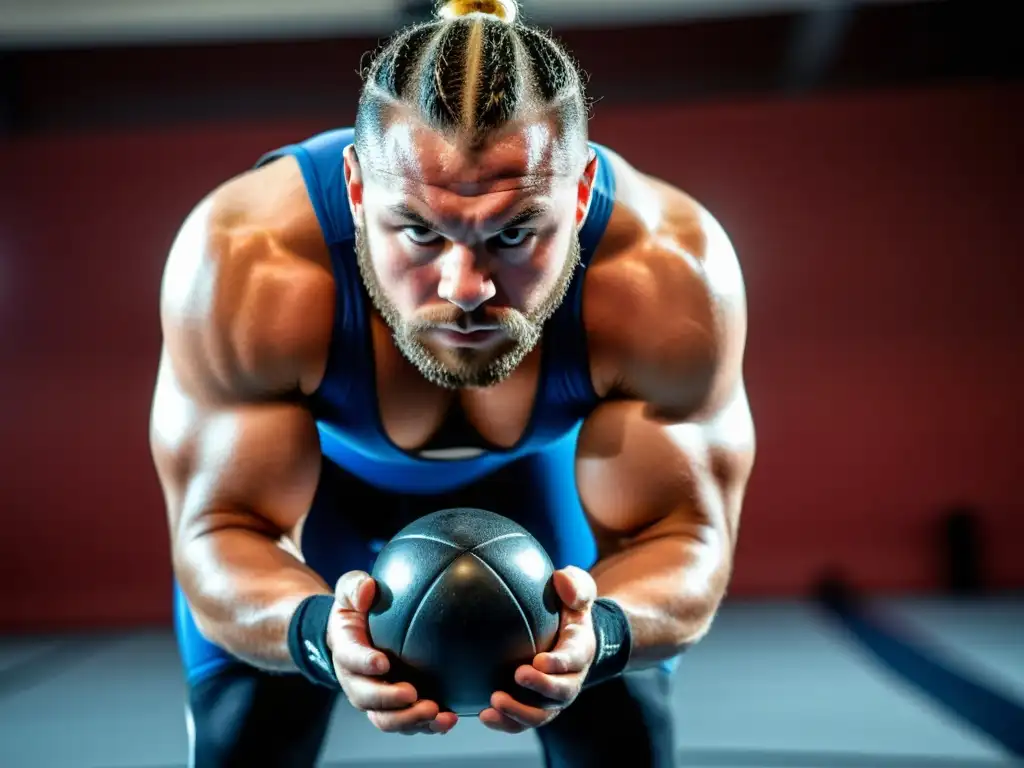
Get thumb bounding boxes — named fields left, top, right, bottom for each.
left=329, top=572, right=388, bottom=676
left=334, top=570, right=376, bottom=614
left=554, top=566, right=597, bottom=613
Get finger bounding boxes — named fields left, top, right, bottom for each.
left=430, top=711, right=459, bottom=734
left=328, top=574, right=389, bottom=677
left=340, top=673, right=418, bottom=712
left=553, top=567, right=596, bottom=612
left=395, top=711, right=458, bottom=736
left=329, top=619, right=389, bottom=677
left=514, top=664, right=579, bottom=704
left=479, top=706, right=528, bottom=734
left=534, top=621, right=594, bottom=675
left=334, top=570, right=376, bottom=613
left=491, top=690, right=556, bottom=730
left=367, top=699, right=443, bottom=734
left=396, top=720, right=446, bottom=736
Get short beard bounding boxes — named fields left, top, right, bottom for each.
left=355, top=220, right=581, bottom=389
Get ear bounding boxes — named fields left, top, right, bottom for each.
left=575, top=147, right=599, bottom=232
left=343, top=144, right=364, bottom=222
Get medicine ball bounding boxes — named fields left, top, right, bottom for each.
left=367, top=507, right=561, bottom=716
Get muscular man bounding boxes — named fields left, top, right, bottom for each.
left=150, top=0, right=755, bottom=765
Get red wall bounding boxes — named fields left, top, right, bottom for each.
left=1, top=82, right=1021, bottom=631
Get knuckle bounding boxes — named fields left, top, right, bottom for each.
left=347, top=691, right=371, bottom=712
left=548, top=686, right=571, bottom=703
left=349, top=697, right=369, bottom=713
left=336, top=653, right=361, bottom=675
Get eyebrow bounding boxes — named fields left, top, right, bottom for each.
left=386, top=203, right=549, bottom=232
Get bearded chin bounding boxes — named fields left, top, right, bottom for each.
left=354, top=223, right=581, bottom=390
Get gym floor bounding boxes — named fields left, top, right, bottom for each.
left=0, top=595, right=1021, bottom=768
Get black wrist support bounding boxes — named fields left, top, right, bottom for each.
left=287, top=594, right=633, bottom=691
left=287, top=594, right=341, bottom=689
left=583, top=597, right=633, bottom=689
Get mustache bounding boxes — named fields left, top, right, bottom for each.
left=406, top=307, right=524, bottom=332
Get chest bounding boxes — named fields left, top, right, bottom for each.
left=370, top=319, right=545, bottom=455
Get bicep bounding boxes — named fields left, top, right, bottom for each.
left=575, top=384, right=755, bottom=559
left=151, top=201, right=322, bottom=549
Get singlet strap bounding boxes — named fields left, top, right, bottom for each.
left=254, top=129, right=363, bottom=412
left=536, top=142, right=617, bottom=423
left=255, top=128, right=356, bottom=245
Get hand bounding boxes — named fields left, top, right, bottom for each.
left=327, top=570, right=458, bottom=735
left=480, top=566, right=598, bottom=733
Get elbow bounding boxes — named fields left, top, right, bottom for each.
left=171, top=530, right=233, bottom=642
left=673, top=595, right=719, bottom=652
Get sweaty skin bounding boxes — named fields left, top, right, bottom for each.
left=150, top=118, right=755, bottom=728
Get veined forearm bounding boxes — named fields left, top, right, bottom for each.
left=175, top=526, right=332, bottom=672
left=590, top=533, right=729, bottom=667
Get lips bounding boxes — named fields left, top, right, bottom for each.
left=432, top=327, right=502, bottom=348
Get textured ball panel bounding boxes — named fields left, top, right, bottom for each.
left=472, top=533, right=560, bottom=653
left=392, top=507, right=532, bottom=550
left=400, top=552, right=536, bottom=715
left=368, top=535, right=463, bottom=656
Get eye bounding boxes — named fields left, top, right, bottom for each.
left=494, top=228, right=534, bottom=248
left=404, top=226, right=443, bottom=246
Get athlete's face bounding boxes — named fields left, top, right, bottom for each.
left=346, top=117, right=598, bottom=389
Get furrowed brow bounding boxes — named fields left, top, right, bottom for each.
left=386, top=203, right=437, bottom=231
left=386, top=202, right=550, bottom=232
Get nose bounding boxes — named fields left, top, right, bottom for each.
left=437, top=246, right=495, bottom=312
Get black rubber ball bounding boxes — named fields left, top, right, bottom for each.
left=367, top=508, right=561, bottom=716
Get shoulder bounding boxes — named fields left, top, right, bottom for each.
left=159, top=157, right=335, bottom=399
left=584, top=151, right=747, bottom=419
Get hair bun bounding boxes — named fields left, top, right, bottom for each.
left=437, top=0, right=518, bottom=24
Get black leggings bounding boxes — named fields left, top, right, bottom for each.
left=188, top=663, right=676, bottom=768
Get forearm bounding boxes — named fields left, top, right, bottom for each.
left=175, top=522, right=331, bottom=672
left=590, top=532, right=729, bottom=668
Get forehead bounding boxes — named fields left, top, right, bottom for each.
left=366, top=116, right=575, bottom=197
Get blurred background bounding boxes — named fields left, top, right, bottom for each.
left=1, top=0, right=1022, bottom=766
